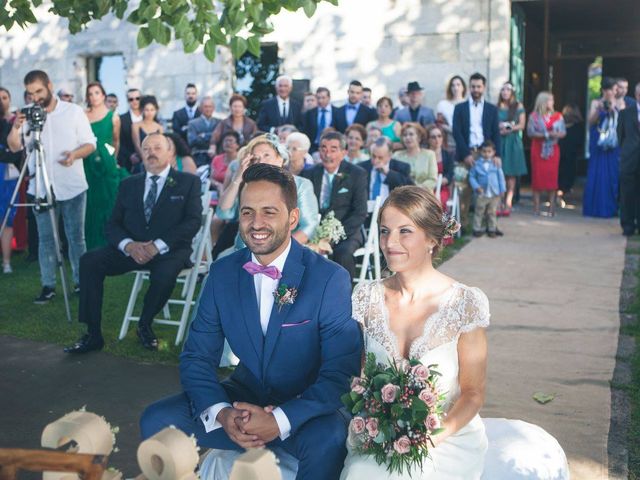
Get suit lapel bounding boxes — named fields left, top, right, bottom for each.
left=329, top=161, right=348, bottom=206
left=262, top=241, right=305, bottom=376
left=136, top=174, right=147, bottom=223
left=237, top=251, right=265, bottom=366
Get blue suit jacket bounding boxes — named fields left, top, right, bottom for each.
left=452, top=100, right=501, bottom=162
left=180, top=239, right=362, bottom=434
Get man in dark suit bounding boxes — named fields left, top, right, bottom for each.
left=301, top=131, right=368, bottom=280
left=256, top=75, right=302, bottom=132
left=617, top=81, right=640, bottom=236
left=334, top=80, right=378, bottom=133
left=452, top=72, right=501, bottom=227
left=301, top=87, right=339, bottom=153
left=118, top=88, right=143, bottom=172
left=358, top=137, right=413, bottom=202
left=172, top=83, right=201, bottom=142
left=64, top=133, right=202, bottom=354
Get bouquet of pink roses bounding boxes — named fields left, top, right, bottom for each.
left=341, top=353, right=446, bottom=475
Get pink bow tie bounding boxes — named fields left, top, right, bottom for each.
left=243, top=261, right=282, bottom=280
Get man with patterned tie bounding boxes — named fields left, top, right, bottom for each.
left=301, top=87, right=339, bottom=153
left=63, top=133, right=202, bottom=353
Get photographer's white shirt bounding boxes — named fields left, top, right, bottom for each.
left=23, top=98, right=96, bottom=201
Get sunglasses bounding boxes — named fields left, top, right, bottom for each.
left=128, top=96, right=141, bottom=102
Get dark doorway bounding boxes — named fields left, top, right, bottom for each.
left=235, top=43, right=281, bottom=120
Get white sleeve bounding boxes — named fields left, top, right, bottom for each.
left=75, top=106, right=97, bottom=148
left=272, top=407, right=292, bottom=440
left=119, top=238, right=134, bottom=255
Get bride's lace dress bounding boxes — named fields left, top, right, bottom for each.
left=340, top=280, right=490, bottom=480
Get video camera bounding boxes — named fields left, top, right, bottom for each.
left=21, top=103, right=47, bottom=131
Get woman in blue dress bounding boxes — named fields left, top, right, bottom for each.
left=583, top=78, right=620, bottom=218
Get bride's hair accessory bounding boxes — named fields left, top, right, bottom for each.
left=441, top=212, right=461, bottom=239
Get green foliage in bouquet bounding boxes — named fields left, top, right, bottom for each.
left=310, top=210, right=346, bottom=245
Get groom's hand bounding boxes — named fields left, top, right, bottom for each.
left=217, top=407, right=265, bottom=449
left=233, top=402, right=280, bottom=443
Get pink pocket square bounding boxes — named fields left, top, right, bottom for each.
left=282, top=320, right=311, bottom=328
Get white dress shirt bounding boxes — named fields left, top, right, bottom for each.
left=277, top=96, right=289, bottom=120
left=469, top=97, right=485, bottom=148
left=23, top=98, right=96, bottom=201
left=345, top=102, right=360, bottom=126
left=118, top=164, right=171, bottom=255
left=130, top=111, right=143, bottom=123
left=200, top=240, right=293, bottom=440
left=186, top=105, right=197, bottom=120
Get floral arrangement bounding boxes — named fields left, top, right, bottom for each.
left=273, top=283, right=298, bottom=312
left=308, top=211, right=347, bottom=254
left=341, top=353, right=446, bottom=475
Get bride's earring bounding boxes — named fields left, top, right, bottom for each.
left=428, top=247, right=434, bottom=255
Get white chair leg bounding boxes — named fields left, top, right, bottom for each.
left=119, top=272, right=144, bottom=340
left=162, top=303, right=171, bottom=319
left=175, top=270, right=199, bottom=345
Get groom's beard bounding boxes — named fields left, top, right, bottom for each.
left=240, top=225, right=289, bottom=256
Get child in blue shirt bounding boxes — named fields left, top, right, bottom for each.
left=469, top=140, right=506, bottom=237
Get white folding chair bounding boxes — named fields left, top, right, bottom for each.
left=434, top=173, right=443, bottom=200
left=353, top=196, right=382, bottom=284
left=119, top=206, right=213, bottom=346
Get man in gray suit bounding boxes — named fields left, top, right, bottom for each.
left=617, top=81, right=640, bottom=236
left=187, top=97, right=219, bottom=167
left=393, top=81, right=435, bottom=127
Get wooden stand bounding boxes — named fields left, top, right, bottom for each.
left=0, top=448, right=107, bottom=480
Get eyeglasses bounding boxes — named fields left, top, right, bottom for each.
left=128, top=96, right=141, bottom=102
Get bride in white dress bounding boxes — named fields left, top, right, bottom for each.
left=341, top=186, right=490, bottom=480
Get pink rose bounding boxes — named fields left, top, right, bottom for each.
left=365, top=418, right=379, bottom=438
left=393, top=435, right=411, bottom=454
left=351, top=377, right=366, bottom=395
left=381, top=383, right=399, bottom=403
left=418, top=388, right=438, bottom=408
left=350, top=416, right=365, bottom=435
left=411, top=364, right=430, bottom=380
left=425, top=414, right=441, bottom=431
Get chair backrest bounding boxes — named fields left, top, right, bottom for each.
left=434, top=173, right=443, bottom=198
left=189, top=208, right=214, bottom=266
left=200, top=179, right=211, bottom=213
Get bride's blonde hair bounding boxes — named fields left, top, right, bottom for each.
left=378, top=186, right=454, bottom=256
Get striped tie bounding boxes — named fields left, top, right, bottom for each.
left=144, top=175, right=159, bottom=223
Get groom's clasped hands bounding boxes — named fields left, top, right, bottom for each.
left=217, top=402, right=280, bottom=449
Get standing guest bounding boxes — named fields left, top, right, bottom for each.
left=302, top=91, right=317, bottom=113
left=210, top=94, right=257, bottom=153
left=344, top=124, right=369, bottom=163
left=171, top=83, right=200, bottom=142
left=365, top=125, right=382, bottom=155
left=395, top=122, right=438, bottom=191
left=436, top=76, right=467, bottom=153
left=301, top=131, right=368, bottom=280
left=286, top=132, right=313, bottom=175
left=469, top=140, right=506, bottom=238
left=56, top=87, right=74, bottom=103
left=391, top=86, right=409, bottom=118
left=359, top=137, right=413, bottom=203
left=165, top=133, right=197, bottom=175
left=210, top=131, right=240, bottom=194
left=187, top=96, right=219, bottom=167
left=617, top=81, right=640, bottom=236
left=527, top=91, right=566, bottom=217
left=616, top=77, right=635, bottom=109
left=8, top=70, right=96, bottom=302
left=64, top=133, right=202, bottom=353
left=452, top=72, right=501, bottom=227
left=118, top=88, right=143, bottom=172
left=367, top=97, right=402, bottom=150
left=393, top=81, right=436, bottom=128
left=497, top=82, right=527, bottom=216
left=558, top=104, right=584, bottom=201
left=84, top=82, right=127, bottom=250
left=362, top=87, right=373, bottom=108
left=426, top=125, right=454, bottom=207
left=277, top=124, right=298, bottom=145
left=583, top=78, right=620, bottom=218
left=256, top=75, right=302, bottom=132
left=105, top=93, right=118, bottom=112
left=132, top=95, right=163, bottom=165
left=334, top=80, right=378, bottom=133
left=302, top=87, right=339, bottom=153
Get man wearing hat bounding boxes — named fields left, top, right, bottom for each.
left=56, top=86, right=74, bottom=103
left=392, top=81, right=435, bottom=127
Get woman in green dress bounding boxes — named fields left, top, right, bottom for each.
left=497, top=82, right=527, bottom=215
left=84, top=82, right=127, bottom=250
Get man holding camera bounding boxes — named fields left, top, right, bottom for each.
left=8, top=70, right=96, bottom=303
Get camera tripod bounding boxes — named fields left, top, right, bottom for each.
left=0, top=128, right=73, bottom=323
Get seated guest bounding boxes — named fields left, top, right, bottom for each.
left=395, top=122, right=438, bottom=191
left=359, top=137, right=413, bottom=203
left=286, top=132, right=313, bottom=175
left=393, top=81, right=436, bottom=128
left=187, top=96, right=219, bottom=167
left=216, top=134, right=318, bottom=254
left=302, top=87, right=339, bottom=153
left=277, top=124, right=298, bottom=145
left=210, top=131, right=240, bottom=194
left=426, top=125, right=455, bottom=206
left=302, top=91, right=317, bottom=112
left=367, top=97, right=403, bottom=150
left=334, top=80, right=378, bottom=133
left=64, top=133, right=202, bottom=353
left=165, top=133, right=197, bottom=175
left=301, top=132, right=368, bottom=279
left=171, top=83, right=200, bottom=142
left=365, top=125, right=382, bottom=154
left=256, top=75, right=302, bottom=132
left=209, top=94, right=257, bottom=153
left=345, top=124, right=369, bottom=163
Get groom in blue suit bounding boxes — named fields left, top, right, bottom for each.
left=141, top=163, right=362, bottom=479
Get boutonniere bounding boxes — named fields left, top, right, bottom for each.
left=166, top=176, right=177, bottom=188
left=273, top=284, right=298, bottom=312
left=336, top=172, right=349, bottom=182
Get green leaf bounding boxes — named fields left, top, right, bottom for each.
left=303, top=0, right=317, bottom=17
left=372, top=373, right=392, bottom=390
left=230, top=36, right=247, bottom=58
left=209, top=23, right=227, bottom=44
left=532, top=392, right=555, bottom=404
left=351, top=399, right=364, bottom=415
left=246, top=35, right=261, bottom=57
left=340, top=392, right=353, bottom=409
left=204, top=38, right=217, bottom=61
left=137, top=27, right=153, bottom=48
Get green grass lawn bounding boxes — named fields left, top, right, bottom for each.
left=0, top=235, right=470, bottom=366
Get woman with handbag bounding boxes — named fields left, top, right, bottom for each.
left=583, top=77, right=621, bottom=218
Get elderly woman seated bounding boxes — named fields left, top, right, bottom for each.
left=286, top=132, right=314, bottom=175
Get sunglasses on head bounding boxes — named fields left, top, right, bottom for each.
left=128, top=96, right=141, bottom=102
